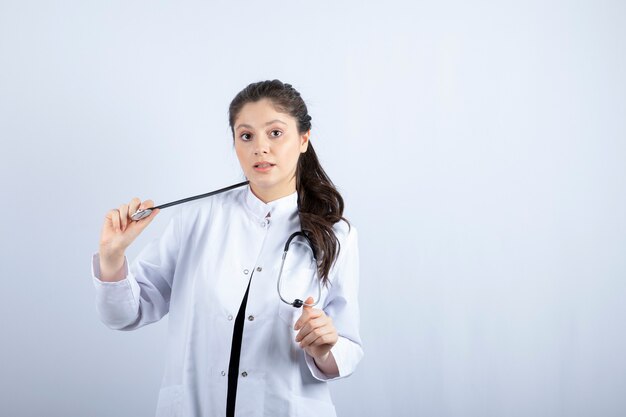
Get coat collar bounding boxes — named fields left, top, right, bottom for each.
left=244, top=185, right=298, bottom=221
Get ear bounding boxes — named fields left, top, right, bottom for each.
left=300, top=130, right=311, bottom=153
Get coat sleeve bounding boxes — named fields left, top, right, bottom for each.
left=90, top=211, right=182, bottom=331
left=304, top=224, right=364, bottom=381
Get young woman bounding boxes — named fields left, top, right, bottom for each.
left=92, top=80, right=363, bottom=417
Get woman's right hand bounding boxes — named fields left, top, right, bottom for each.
left=98, top=198, right=159, bottom=281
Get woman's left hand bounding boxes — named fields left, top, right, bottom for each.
left=294, top=296, right=338, bottom=361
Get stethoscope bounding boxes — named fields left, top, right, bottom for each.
left=130, top=181, right=322, bottom=309
left=277, top=231, right=322, bottom=308
left=130, top=181, right=250, bottom=221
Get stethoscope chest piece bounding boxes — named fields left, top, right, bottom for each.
left=131, top=209, right=153, bottom=221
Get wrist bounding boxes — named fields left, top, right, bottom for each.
left=99, top=245, right=125, bottom=261
left=312, top=350, right=339, bottom=378
left=313, top=351, right=331, bottom=364
left=97, top=249, right=127, bottom=282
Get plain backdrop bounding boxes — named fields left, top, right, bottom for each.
left=1, top=1, right=625, bottom=416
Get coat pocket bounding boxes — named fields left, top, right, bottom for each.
left=155, top=385, right=183, bottom=417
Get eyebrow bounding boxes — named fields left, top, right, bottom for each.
left=235, top=119, right=287, bottom=130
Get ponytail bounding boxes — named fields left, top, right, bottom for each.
left=296, top=144, right=348, bottom=286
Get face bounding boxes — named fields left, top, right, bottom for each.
left=233, top=98, right=310, bottom=203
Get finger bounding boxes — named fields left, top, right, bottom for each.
left=299, top=326, right=335, bottom=348
left=296, top=316, right=328, bottom=342
left=130, top=199, right=155, bottom=222
left=302, top=296, right=315, bottom=310
left=137, top=207, right=160, bottom=228
left=134, top=199, right=155, bottom=215
left=294, top=296, right=317, bottom=330
left=294, top=308, right=323, bottom=331
left=304, top=329, right=338, bottom=350
left=128, top=197, right=141, bottom=218
left=308, top=333, right=337, bottom=347
left=110, top=208, right=121, bottom=233
left=118, top=204, right=129, bottom=231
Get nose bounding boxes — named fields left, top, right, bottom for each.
left=254, top=136, right=270, bottom=155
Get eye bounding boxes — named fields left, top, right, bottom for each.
left=240, top=132, right=252, bottom=141
left=270, top=130, right=282, bottom=138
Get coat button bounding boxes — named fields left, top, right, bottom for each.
left=221, top=371, right=226, bottom=376
left=228, top=315, right=233, bottom=321
left=256, top=267, right=262, bottom=272
left=243, top=269, right=249, bottom=275
left=248, top=315, right=255, bottom=321
left=241, top=371, right=248, bottom=377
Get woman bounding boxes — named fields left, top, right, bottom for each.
left=92, top=80, right=363, bottom=417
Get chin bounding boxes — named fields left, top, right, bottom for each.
left=247, top=177, right=275, bottom=190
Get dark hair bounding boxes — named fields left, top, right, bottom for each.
left=228, top=79, right=348, bottom=285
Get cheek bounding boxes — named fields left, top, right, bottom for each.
left=280, top=142, right=302, bottom=165
left=234, top=147, right=250, bottom=171
left=234, top=143, right=246, bottom=160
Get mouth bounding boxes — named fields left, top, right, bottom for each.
left=254, top=162, right=276, bottom=169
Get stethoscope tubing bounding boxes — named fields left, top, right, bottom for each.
left=129, top=181, right=321, bottom=309
left=131, top=180, right=249, bottom=221
left=277, top=231, right=322, bottom=309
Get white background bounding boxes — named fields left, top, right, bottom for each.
left=1, top=1, right=625, bottom=416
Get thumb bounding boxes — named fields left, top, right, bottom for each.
left=294, top=296, right=315, bottom=330
left=302, top=296, right=315, bottom=310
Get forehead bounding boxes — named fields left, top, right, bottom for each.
left=234, top=99, right=296, bottom=129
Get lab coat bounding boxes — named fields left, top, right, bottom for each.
left=90, top=186, right=363, bottom=417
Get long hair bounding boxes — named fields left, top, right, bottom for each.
left=228, top=79, right=348, bottom=285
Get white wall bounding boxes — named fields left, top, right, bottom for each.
left=1, top=1, right=625, bottom=416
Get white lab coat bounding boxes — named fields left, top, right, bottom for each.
left=90, top=186, right=363, bottom=417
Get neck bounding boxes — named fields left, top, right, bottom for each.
left=250, top=183, right=296, bottom=203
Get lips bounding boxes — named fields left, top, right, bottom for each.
left=254, top=161, right=276, bottom=168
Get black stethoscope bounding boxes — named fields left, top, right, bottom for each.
left=130, top=181, right=322, bottom=309
left=277, top=231, right=322, bottom=309
left=130, top=181, right=250, bottom=221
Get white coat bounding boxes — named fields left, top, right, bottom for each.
left=90, top=186, right=363, bottom=417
